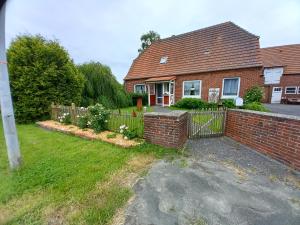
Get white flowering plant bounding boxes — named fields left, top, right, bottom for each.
left=58, top=112, right=71, bottom=125
left=119, top=124, right=137, bottom=140
left=77, top=114, right=89, bottom=129
left=88, top=103, right=110, bottom=133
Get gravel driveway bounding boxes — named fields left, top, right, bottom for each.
left=123, top=137, right=300, bottom=225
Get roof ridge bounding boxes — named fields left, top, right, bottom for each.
left=158, top=21, right=258, bottom=42
left=262, top=43, right=300, bottom=49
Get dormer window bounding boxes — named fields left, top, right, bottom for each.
left=160, top=56, right=168, bottom=64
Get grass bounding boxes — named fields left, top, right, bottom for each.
left=108, top=114, right=144, bottom=138
left=0, top=120, right=177, bottom=224
left=192, top=114, right=223, bottom=133
left=111, top=106, right=153, bottom=115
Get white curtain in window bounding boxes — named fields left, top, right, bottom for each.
left=223, top=79, right=238, bottom=95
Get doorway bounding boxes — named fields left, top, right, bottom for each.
left=156, top=83, right=163, bottom=105
left=271, top=87, right=282, bottom=103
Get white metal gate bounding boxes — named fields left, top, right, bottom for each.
left=188, top=110, right=226, bottom=138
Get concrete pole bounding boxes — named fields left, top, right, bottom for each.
left=0, top=0, right=22, bottom=169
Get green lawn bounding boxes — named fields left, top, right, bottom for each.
left=111, top=106, right=153, bottom=115
left=0, top=121, right=176, bottom=224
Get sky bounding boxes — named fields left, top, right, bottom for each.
left=5, top=0, right=300, bottom=83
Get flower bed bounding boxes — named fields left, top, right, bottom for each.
left=37, top=120, right=142, bottom=148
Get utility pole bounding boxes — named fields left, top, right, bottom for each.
left=0, top=0, right=21, bottom=169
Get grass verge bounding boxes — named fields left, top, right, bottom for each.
left=0, top=121, right=177, bottom=224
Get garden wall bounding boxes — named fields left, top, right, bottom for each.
left=144, top=111, right=188, bottom=149
left=225, top=109, right=300, bottom=170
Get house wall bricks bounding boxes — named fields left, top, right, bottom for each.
left=124, top=67, right=263, bottom=103
left=263, top=74, right=300, bottom=103
left=144, top=111, right=188, bottom=149
left=281, top=74, right=300, bottom=98
left=225, top=109, right=300, bottom=170
left=174, top=67, right=263, bottom=102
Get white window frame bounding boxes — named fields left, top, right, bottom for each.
left=221, top=77, right=241, bottom=99
left=134, top=84, right=146, bottom=94
left=285, top=86, right=297, bottom=94
left=182, top=80, right=202, bottom=98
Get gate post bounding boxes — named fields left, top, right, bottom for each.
left=144, top=111, right=188, bottom=149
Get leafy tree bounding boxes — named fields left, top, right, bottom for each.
left=138, top=30, right=160, bottom=53
left=7, top=34, right=84, bottom=123
left=78, top=62, right=131, bottom=108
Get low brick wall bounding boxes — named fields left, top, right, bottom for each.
left=225, top=109, right=300, bottom=170
left=144, top=111, right=188, bottom=149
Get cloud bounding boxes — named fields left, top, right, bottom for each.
left=5, top=0, right=300, bottom=82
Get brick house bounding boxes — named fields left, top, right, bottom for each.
left=261, top=44, right=300, bottom=103
left=124, top=22, right=263, bottom=106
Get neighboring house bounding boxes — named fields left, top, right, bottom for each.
left=124, top=22, right=263, bottom=106
left=261, top=44, right=300, bottom=103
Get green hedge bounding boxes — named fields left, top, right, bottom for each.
left=129, top=93, right=148, bottom=106
left=243, top=102, right=269, bottom=112
left=174, top=98, right=217, bottom=109
left=7, top=35, right=84, bottom=123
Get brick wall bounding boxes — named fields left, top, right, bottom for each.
left=124, top=67, right=263, bottom=102
left=225, top=109, right=300, bottom=170
left=175, top=67, right=263, bottom=102
left=144, top=111, right=188, bottom=149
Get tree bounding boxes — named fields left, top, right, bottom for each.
left=7, top=35, right=84, bottom=123
left=78, top=62, right=131, bottom=108
left=138, top=30, right=160, bottom=53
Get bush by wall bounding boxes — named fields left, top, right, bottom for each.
left=244, top=86, right=264, bottom=104
left=243, top=102, right=269, bottom=112
left=7, top=35, right=84, bottom=123
left=221, top=99, right=235, bottom=109
left=174, top=98, right=217, bottom=109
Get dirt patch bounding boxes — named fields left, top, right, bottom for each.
left=37, top=120, right=141, bottom=148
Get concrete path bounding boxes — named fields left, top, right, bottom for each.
left=124, top=138, right=300, bottom=225
left=264, top=104, right=300, bottom=117
left=152, top=106, right=173, bottom=113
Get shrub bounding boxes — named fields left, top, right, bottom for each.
left=221, top=99, right=235, bottom=108
left=7, top=35, right=84, bottom=123
left=243, top=102, right=269, bottom=112
left=119, top=125, right=138, bottom=140
left=78, top=62, right=131, bottom=109
left=174, top=98, right=207, bottom=109
left=244, top=86, right=264, bottom=104
left=106, top=133, right=117, bottom=139
left=77, top=114, right=89, bottom=129
left=88, top=103, right=110, bottom=133
left=129, top=93, right=148, bottom=106
left=58, top=113, right=71, bottom=125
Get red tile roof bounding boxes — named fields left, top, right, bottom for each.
left=125, top=22, right=262, bottom=80
left=261, top=44, right=300, bottom=74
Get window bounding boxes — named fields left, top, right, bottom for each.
left=298, top=87, right=300, bottom=94
left=134, top=84, right=146, bottom=94
left=285, top=86, right=297, bottom=94
left=183, top=80, right=201, bottom=98
left=160, top=56, right=168, bottom=64
left=222, top=77, right=240, bottom=98
left=163, top=83, right=169, bottom=94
